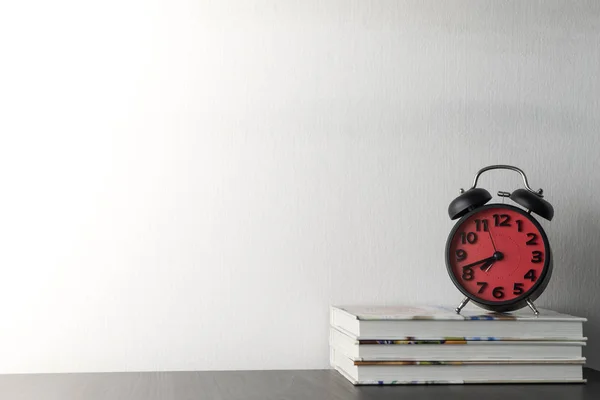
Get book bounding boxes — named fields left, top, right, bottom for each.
left=330, top=327, right=586, bottom=361
left=330, top=305, right=586, bottom=340
left=330, top=347, right=586, bottom=385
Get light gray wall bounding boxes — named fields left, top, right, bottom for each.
left=0, top=1, right=599, bottom=372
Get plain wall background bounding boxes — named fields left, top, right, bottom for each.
left=1, top=0, right=599, bottom=373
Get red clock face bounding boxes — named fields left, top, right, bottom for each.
left=447, top=205, right=550, bottom=305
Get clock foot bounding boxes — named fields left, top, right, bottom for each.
left=526, top=299, right=540, bottom=316
left=455, top=297, right=470, bottom=314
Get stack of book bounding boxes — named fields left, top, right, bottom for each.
left=329, top=305, right=587, bottom=385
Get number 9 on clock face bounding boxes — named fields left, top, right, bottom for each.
left=445, top=204, right=552, bottom=312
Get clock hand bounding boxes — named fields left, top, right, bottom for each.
left=461, top=255, right=497, bottom=270
left=482, top=260, right=495, bottom=272
left=483, top=230, right=502, bottom=271
left=480, top=251, right=504, bottom=271
left=488, top=230, right=498, bottom=252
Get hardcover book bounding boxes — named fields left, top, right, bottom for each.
left=330, top=305, right=586, bottom=340
left=330, top=327, right=586, bottom=361
left=330, top=347, right=586, bottom=385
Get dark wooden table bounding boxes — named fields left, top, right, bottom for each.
left=0, top=368, right=598, bottom=399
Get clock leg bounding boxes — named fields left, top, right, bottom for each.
left=526, top=299, right=540, bottom=316
left=455, top=297, right=470, bottom=314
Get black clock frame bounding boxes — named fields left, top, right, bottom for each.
left=445, top=203, right=552, bottom=313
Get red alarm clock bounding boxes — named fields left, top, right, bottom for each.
left=446, top=165, right=554, bottom=315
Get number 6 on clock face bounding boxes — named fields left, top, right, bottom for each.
left=445, top=204, right=552, bottom=312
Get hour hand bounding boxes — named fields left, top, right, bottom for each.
left=479, top=259, right=494, bottom=271
left=461, top=255, right=496, bottom=270
left=478, top=252, right=504, bottom=271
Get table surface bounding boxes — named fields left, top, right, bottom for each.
left=0, top=368, right=598, bottom=400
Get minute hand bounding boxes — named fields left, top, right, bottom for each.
left=461, top=255, right=496, bottom=269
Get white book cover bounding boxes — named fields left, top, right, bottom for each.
left=330, top=304, right=586, bottom=340
left=331, top=304, right=587, bottom=322
left=329, top=327, right=586, bottom=361
left=330, top=347, right=586, bottom=385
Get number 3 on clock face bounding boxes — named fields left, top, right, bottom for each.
left=445, top=204, right=552, bottom=312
